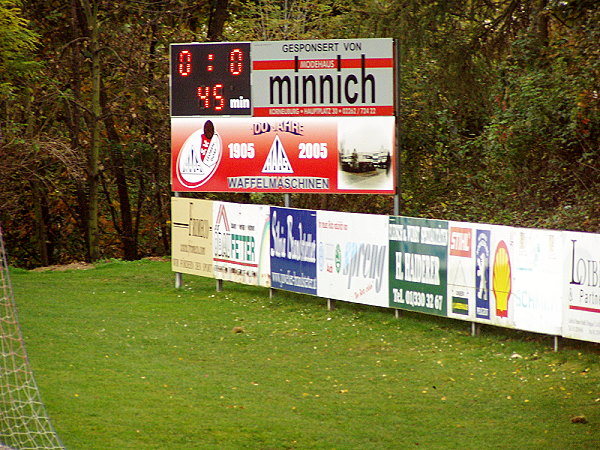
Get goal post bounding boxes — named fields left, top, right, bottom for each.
left=0, top=225, right=63, bottom=449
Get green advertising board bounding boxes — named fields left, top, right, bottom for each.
left=389, top=216, right=448, bottom=316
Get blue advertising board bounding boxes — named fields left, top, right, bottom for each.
left=270, top=207, right=318, bottom=295
left=475, top=229, right=491, bottom=319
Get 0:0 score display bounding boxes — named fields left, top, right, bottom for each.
left=170, top=42, right=252, bottom=116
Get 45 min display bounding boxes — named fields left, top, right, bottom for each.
left=170, top=42, right=252, bottom=116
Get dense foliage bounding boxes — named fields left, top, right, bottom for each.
left=0, top=0, right=598, bottom=268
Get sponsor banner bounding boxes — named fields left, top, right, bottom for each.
left=251, top=38, right=394, bottom=116
left=171, top=116, right=395, bottom=194
left=478, top=226, right=564, bottom=333
left=447, top=223, right=476, bottom=319
left=489, top=226, right=515, bottom=327
left=171, top=197, right=214, bottom=278
left=475, top=229, right=492, bottom=320
left=270, top=207, right=317, bottom=295
left=389, top=216, right=448, bottom=316
left=562, top=231, right=600, bottom=343
left=213, top=202, right=271, bottom=287
left=317, top=211, right=388, bottom=307
left=510, top=228, right=563, bottom=335
left=446, top=222, right=493, bottom=322
left=448, top=223, right=562, bottom=335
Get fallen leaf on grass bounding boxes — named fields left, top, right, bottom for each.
left=571, top=415, right=588, bottom=424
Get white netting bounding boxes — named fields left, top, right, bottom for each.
left=0, top=226, right=63, bottom=449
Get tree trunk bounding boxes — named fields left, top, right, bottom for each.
left=69, top=0, right=90, bottom=260
left=24, top=85, right=51, bottom=266
left=100, top=83, right=137, bottom=260
left=81, top=0, right=101, bottom=261
left=532, top=0, right=549, bottom=48
left=207, top=0, right=229, bottom=41
left=30, top=180, right=50, bottom=266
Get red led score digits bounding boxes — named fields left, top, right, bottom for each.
left=177, top=50, right=192, bottom=76
left=197, top=84, right=224, bottom=111
left=229, top=48, right=243, bottom=75
left=177, top=48, right=244, bottom=78
left=179, top=48, right=244, bottom=111
left=194, top=49, right=242, bottom=110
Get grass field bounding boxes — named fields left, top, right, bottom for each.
left=10, top=260, right=600, bottom=449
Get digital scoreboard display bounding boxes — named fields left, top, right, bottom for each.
left=170, top=42, right=251, bottom=116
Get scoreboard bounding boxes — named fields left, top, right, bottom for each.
left=169, top=38, right=397, bottom=193
left=170, top=43, right=251, bottom=116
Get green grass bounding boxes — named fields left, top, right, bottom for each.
left=10, top=260, right=600, bottom=449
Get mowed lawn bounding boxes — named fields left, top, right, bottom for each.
left=10, top=260, right=600, bottom=449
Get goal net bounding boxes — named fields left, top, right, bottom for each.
left=0, top=226, right=63, bottom=449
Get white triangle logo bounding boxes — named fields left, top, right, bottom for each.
left=262, top=135, right=293, bottom=173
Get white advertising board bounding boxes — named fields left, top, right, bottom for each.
left=448, top=223, right=563, bottom=336
left=251, top=38, right=395, bottom=117
left=562, top=231, right=600, bottom=343
left=486, top=226, right=564, bottom=334
left=317, top=210, right=388, bottom=307
left=213, top=201, right=271, bottom=287
left=510, top=227, right=563, bottom=335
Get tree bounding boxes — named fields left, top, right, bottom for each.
left=0, top=0, right=38, bottom=96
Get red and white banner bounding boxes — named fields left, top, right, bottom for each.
left=171, top=116, right=395, bottom=193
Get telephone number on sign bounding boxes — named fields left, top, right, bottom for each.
left=392, top=288, right=443, bottom=310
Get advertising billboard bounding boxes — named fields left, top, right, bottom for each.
left=250, top=38, right=395, bottom=117
left=317, top=211, right=388, bottom=307
left=510, top=227, right=563, bottom=335
left=389, top=216, right=448, bottom=316
left=171, top=116, right=394, bottom=193
left=446, top=223, right=477, bottom=319
left=171, top=197, right=214, bottom=278
left=562, top=231, right=600, bottom=343
left=269, top=207, right=318, bottom=295
left=447, top=222, right=563, bottom=335
left=213, top=202, right=271, bottom=287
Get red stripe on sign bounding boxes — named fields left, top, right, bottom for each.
left=213, top=258, right=258, bottom=268
left=253, top=105, right=394, bottom=117
left=253, top=60, right=295, bottom=70
left=343, top=57, right=394, bottom=68
left=569, top=305, right=600, bottom=314
left=253, top=57, right=394, bottom=70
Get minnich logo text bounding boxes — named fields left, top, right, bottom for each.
left=269, top=55, right=376, bottom=105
